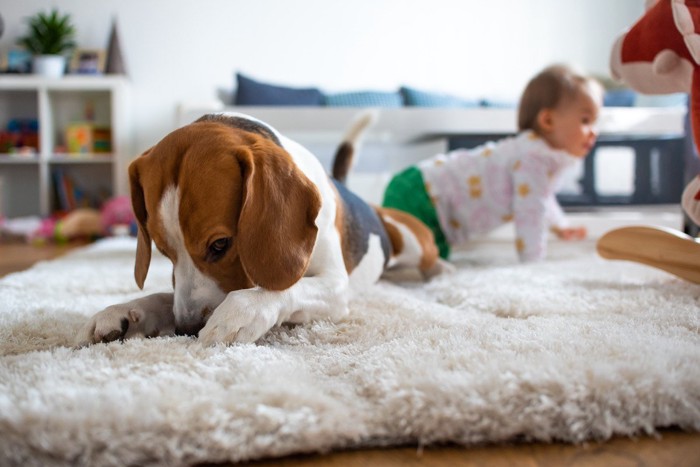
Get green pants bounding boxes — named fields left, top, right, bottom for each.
left=382, top=166, right=450, bottom=259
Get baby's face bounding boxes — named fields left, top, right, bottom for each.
left=545, top=87, right=602, bottom=158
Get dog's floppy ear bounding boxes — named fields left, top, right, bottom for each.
left=128, top=149, right=153, bottom=289
left=234, top=142, right=321, bottom=290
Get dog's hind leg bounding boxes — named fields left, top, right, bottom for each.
left=376, top=206, right=453, bottom=280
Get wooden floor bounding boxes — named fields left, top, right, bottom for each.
left=237, top=433, right=700, bottom=467
left=0, top=241, right=88, bottom=278
left=2, top=242, right=699, bottom=467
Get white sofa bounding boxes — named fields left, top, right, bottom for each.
left=177, top=104, right=687, bottom=205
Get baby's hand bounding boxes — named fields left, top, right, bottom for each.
left=552, top=226, right=587, bottom=241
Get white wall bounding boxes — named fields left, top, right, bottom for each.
left=1, top=0, right=643, bottom=153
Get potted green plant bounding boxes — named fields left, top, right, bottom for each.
left=17, top=9, right=76, bottom=78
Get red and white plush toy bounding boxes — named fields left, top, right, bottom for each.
left=598, top=0, right=700, bottom=283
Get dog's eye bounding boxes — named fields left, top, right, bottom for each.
left=211, top=238, right=229, bottom=252
left=206, top=238, right=231, bottom=262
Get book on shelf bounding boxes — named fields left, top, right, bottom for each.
left=52, top=169, right=90, bottom=212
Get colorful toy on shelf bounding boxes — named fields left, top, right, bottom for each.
left=599, top=0, right=700, bottom=283
left=65, top=123, right=111, bottom=154
left=0, top=119, right=39, bottom=154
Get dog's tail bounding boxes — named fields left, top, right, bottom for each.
left=332, top=110, right=377, bottom=184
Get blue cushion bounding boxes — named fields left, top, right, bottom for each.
left=324, top=90, right=403, bottom=107
left=603, top=89, right=636, bottom=107
left=479, top=98, right=517, bottom=108
left=234, top=73, right=324, bottom=106
left=400, top=86, right=479, bottom=108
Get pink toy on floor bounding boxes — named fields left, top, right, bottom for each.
left=26, top=195, right=137, bottom=244
left=100, top=195, right=136, bottom=235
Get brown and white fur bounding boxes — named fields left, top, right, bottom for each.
left=76, top=112, right=449, bottom=346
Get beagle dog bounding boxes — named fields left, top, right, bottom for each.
left=76, top=112, right=448, bottom=346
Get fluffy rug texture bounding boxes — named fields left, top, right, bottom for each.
left=0, top=237, right=699, bottom=466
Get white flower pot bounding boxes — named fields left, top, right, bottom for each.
left=32, top=55, right=66, bottom=78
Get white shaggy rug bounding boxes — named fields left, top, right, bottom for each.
left=1, top=237, right=699, bottom=466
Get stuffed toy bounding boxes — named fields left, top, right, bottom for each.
left=100, top=195, right=137, bottom=236
left=598, top=0, right=700, bottom=283
left=28, top=196, right=137, bottom=244
left=30, top=209, right=102, bottom=244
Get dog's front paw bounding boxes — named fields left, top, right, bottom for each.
left=74, top=293, right=176, bottom=347
left=198, top=291, right=279, bottom=345
left=75, top=304, right=137, bottom=347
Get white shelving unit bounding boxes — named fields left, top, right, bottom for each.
left=0, top=75, right=131, bottom=218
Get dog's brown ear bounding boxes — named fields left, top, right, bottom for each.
left=128, top=150, right=153, bottom=289
left=235, top=142, right=321, bottom=290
